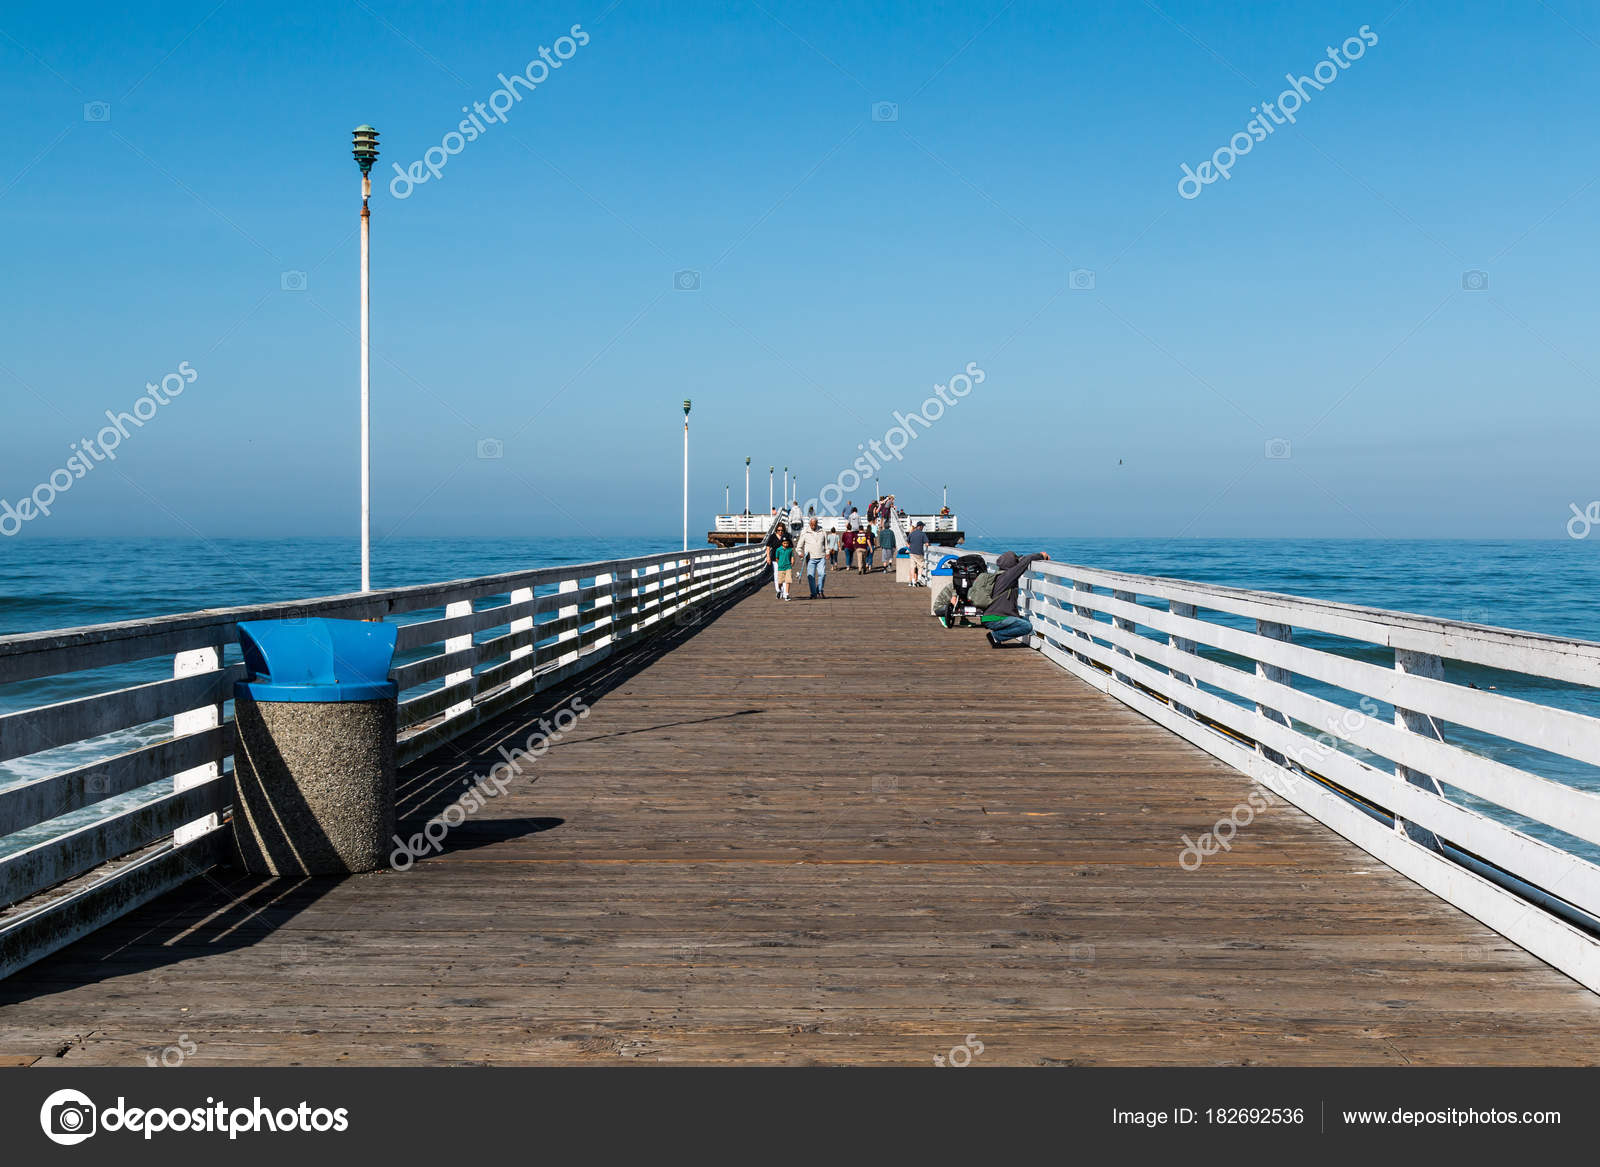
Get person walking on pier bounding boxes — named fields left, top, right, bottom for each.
left=878, top=515, right=896, bottom=571
left=796, top=517, right=829, bottom=599
left=905, top=521, right=930, bottom=586
left=773, top=534, right=795, bottom=601
left=764, top=519, right=785, bottom=597
left=826, top=526, right=842, bottom=568
left=854, top=522, right=875, bottom=574
left=981, top=550, right=1051, bottom=647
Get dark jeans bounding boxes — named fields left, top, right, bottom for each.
left=985, top=616, right=1033, bottom=644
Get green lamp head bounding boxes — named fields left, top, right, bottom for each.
left=352, top=125, right=381, bottom=176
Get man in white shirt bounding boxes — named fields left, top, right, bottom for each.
left=795, top=518, right=830, bottom=599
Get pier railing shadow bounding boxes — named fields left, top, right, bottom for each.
left=0, top=574, right=762, bottom=1000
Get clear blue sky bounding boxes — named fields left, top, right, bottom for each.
left=2, top=0, right=1597, bottom=542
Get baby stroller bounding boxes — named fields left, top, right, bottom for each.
left=937, top=554, right=991, bottom=627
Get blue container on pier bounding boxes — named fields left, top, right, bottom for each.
left=235, top=618, right=398, bottom=702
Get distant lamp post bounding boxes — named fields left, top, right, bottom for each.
left=744, top=457, right=751, bottom=544
left=682, top=399, right=692, bottom=551
left=725, top=483, right=730, bottom=513
left=769, top=466, right=774, bottom=513
left=783, top=466, right=789, bottom=509
left=352, top=124, right=380, bottom=592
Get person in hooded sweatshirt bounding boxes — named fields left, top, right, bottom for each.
left=980, top=550, right=1051, bottom=647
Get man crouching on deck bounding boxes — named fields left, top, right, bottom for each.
left=981, top=550, right=1050, bottom=647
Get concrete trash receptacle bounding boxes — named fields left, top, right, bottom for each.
left=929, top=554, right=957, bottom=614
left=231, top=618, right=398, bottom=875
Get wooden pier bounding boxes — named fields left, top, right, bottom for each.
left=4, top=562, right=1600, bottom=1066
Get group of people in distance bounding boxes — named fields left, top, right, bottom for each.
left=762, top=498, right=909, bottom=601
left=758, top=496, right=1045, bottom=650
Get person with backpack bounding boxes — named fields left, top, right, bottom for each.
left=854, top=523, right=875, bottom=574
left=980, top=550, right=1051, bottom=647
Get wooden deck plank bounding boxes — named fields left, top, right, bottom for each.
left=2, top=563, right=1599, bottom=1066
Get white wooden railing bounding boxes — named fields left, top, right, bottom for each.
left=0, top=545, right=766, bottom=978
left=723, top=511, right=957, bottom=536
left=713, top=513, right=776, bottom=534
left=1013, top=556, right=1600, bottom=992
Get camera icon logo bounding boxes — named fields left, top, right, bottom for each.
left=1069, top=268, right=1096, bottom=291
left=476, top=438, right=504, bottom=460
left=83, top=101, right=111, bottom=122
left=673, top=269, right=700, bottom=291
left=871, top=101, right=899, bottom=122
left=40, top=1088, right=97, bottom=1145
left=1462, top=269, right=1489, bottom=291
left=280, top=270, right=308, bottom=292
left=1265, top=437, right=1292, bottom=460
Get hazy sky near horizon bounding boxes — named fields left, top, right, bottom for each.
left=2, top=0, right=1598, bottom=544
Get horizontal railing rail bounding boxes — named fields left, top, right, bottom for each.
left=1014, top=556, right=1600, bottom=992
left=0, top=544, right=766, bottom=978
left=712, top=514, right=777, bottom=533
left=737, top=512, right=958, bottom=536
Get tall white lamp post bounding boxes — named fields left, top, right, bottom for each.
left=681, top=399, right=691, bottom=551
left=352, top=125, right=380, bottom=591
left=744, top=457, right=751, bottom=544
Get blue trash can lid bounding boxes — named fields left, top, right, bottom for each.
left=236, top=618, right=398, bottom=702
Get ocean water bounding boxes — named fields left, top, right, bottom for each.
left=3, top=536, right=1599, bottom=863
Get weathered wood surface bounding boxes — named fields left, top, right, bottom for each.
left=3, top=567, right=1599, bottom=1066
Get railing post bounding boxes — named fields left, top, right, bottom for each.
left=556, top=578, right=580, bottom=665
left=507, top=586, right=534, bottom=689
left=443, top=601, right=474, bottom=721
left=1111, top=589, right=1138, bottom=685
left=1393, top=649, right=1446, bottom=850
left=171, top=643, right=224, bottom=846
left=642, top=563, right=661, bottom=627
left=1254, top=620, right=1293, bottom=765
left=1168, top=600, right=1198, bottom=719
left=624, top=566, right=642, bottom=639
left=594, top=571, right=616, bottom=647
left=1071, top=580, right=1095, bottom=665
